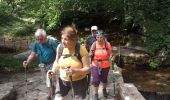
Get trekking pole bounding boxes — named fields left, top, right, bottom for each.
left=25, top=67, right=28, bottom=100
left=87, top=73, right=91, bottom=100
left=112, top=60, right=116, bottom=96
left=67, top=66, right=75, bottom=99
left=48, top=70, right=54, bottom=100
left=118, top=44, right=121, bottom=67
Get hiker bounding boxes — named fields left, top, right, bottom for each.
left=90, top=30, right=112, bottom=100
left=48, top=25, right=90, bottom=100
left=85, top=25, right=98, bottom=52
left=22, top=28, right=58, bottom=100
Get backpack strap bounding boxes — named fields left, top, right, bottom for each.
left=93, top=40, right=108, bottom=50
left=75, top=43, right=81, bottom=61
left=104, top=40, right=108, bottom=50
left=93, top=40, right=109, bottom=50
left=48, top=39, right=56, bottom=54
left=58, top=43, right=81, bottom=62
left=58, top=43, right=64, bottom=59
left=35, top=41, right=43, bottom=63
left=91, top=40, right=109, bottom=60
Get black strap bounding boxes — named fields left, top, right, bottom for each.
left=94, top=40, right=108, bottom=50
left=75, top=43, right=81, bottom=61
left=58, top=43, right=64, bottom=59
left=58, top=43, right=81, bottom=61
left=91, top=41, right=109, bottom=60
left=48, top=39, right=56, bottom=54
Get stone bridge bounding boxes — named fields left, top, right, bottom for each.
left=0, top=65, right=145, bottom=100
left=0, top=45, right=146, bottom=100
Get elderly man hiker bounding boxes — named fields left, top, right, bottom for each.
left=23, top=28, right=58, bottom=100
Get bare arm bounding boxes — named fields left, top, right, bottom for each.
left=68, top=55, right=90, bottom=76
left=23, top=52, right=36, bottom=68
left=52, top=51, right=60, bottom=72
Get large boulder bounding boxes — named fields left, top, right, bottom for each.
left=0, top=82, right=16, bottom=100
left=13, top=50, right=31, bottom=60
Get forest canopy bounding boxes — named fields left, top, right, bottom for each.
left=1, top=0, right=170, bottom=68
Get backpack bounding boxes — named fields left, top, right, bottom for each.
left=58, top=42, right=81, bottom=61
left=36, top=39, right=56, bottom=54
left=47, top=35, right=60, bottom=44
left=92, top=40, right=108, bottom=51
left=91, top=40, right=109, bottom=60
left=35, top=39, right=57, bottom=63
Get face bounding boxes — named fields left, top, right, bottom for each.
left=96, top=35, right=104, bottom=43
left=61, top=34, right=74, bottom=48
left=91, top=30, right=97, bottom=36
left=36, top=35, right=46, bottom=44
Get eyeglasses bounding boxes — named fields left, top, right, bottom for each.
left=92, top=30, right=97, bottom=32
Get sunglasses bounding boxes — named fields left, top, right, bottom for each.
left=96, top=36, right=103, bottom=39
left=37, top=38, right=44, bottom=41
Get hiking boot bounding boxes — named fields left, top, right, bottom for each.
left=93, top=94, right=99, bottom=100
left=47, top=96, right=51, bottom=100
left=103, top=88, right=108, bottom=97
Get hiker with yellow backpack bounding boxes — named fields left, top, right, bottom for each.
left=89, top=30, right=113, bottom=100
left=48, top=25, right=90, bottom=100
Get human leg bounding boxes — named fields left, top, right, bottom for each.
left=73, top=78, right=88, bottom=99
left=45, top=64, right=56, bottom=100
left=91, top=66, right=100, bottom=100
left=55, top=78, right=70, bottom=100
left=100, top=67, right=110, bottom=97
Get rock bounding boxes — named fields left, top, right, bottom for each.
left=119, top=83, right=145, bottom=100
left=0, top=82, right=16, bottom=100
left=13, top=50, right=31, bottom=60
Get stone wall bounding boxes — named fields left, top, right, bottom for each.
left=113, top=64, right=145, bottom=100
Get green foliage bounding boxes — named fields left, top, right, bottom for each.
left=0, top=53, right=37, bottom=72
left=57, top=0, right=124, bottom=29
left=12, top=23, right=35, bottom=37
left=148, top=58, right=161, bottom=69
left=0, top=1, right=15, bottom=26
left=142, top=0, right=170, bottom=68
left=122, top=0, right=170, bottom=69
left=1, top=0, right=170, bottom=70
left=145, top=21, right=166, bottom=54
left=1, top=0, right=125, bottom=33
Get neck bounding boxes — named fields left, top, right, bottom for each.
left=97, top=41, right=104, bottom=45
left=67, top=43, right=76, bottom=51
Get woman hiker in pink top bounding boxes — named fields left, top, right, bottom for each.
left=90, top=30, right=113, bottom=100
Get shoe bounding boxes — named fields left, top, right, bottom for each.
left=93, top=94, right=99, bottom=100
left=47, top=96, right=51, bottom=100
left=103, top=88, right=108, bottom=97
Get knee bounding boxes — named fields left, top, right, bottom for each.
left=54, top=94, right=63, bottom=100
left=92, top=82, right=99, bottom=87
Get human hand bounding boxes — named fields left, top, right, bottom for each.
left=23, top=61, right=28, bottom=68
left=89, top=50, right=95, bottom=56
left=66, top=66, right=75, bottom=76
left=47, top=70, right=54, bottom=79
left=110, top=54, right=115, bottom=61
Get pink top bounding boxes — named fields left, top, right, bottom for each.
left=91, top=41, right=112, bottom=68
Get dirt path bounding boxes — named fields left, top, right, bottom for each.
left=0, top=69, right=119, bottom=100
left=0, top=70, right=49, bottom=100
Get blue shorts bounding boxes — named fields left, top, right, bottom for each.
left=91, top=65, right=110, bottom=87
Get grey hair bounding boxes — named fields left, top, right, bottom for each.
left=35, top=29, right=47, bottom=37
